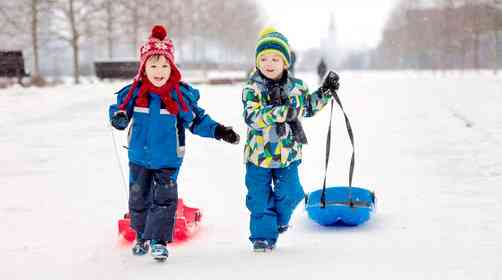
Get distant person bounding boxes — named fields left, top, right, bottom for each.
left=289, top=50, right=297, bottom=76
left=108, top=25, right=240, bottom=261
left=317, top=58, right=327, bottom=83
left=241, top=27, right=341, bottom=252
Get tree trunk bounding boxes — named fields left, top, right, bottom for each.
left=132, top=7, right=139, bottom=56
left=31, top=0, right=40, bottom=77
left=493, top=0, right=501, bottom=74
left=72, top=37, right=80, bottom=84
left=106, top=0, right=113, bottom=59
left=473, top=33, right=480, bottom=70
left=494, top=31, right=500, bottom=74
left=69, top=0, right=80, bottom=84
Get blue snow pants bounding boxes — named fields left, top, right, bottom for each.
left=245, top=160, right=305, bottom=244
left=128, top=162, right=180, bottom=242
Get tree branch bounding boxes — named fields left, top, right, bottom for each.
left=0, top=6, right=23, bottom=31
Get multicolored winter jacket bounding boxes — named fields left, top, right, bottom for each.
left=242, top=71, right=331, bottom=168
left=109, top=82, right=218, bottom=169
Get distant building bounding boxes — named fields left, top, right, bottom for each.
left=320, top=12, right=339, bottom=69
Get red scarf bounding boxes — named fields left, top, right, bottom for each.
left=119, top=76, right=188, bottom=115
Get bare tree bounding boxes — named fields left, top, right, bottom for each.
left=376, top=0, right=502, bottom=70
left=216, top=0, right=263, bottom=66
left=0, top=0, right=56, bottom=83
left=0, top=2, right=25, bottom=39
left=119, top=0, right=149, bottom=57
left=89, top=0, right=131, bottom=60
left=31, top=0, right=41, bottom=77
left=1, top=0, right=265, bottom=80
left=50, top=0, right=101, bottom=84
left=104, top=0, right=114, bottom=59
left=492, top=0, right=502, bottom=73
left=30, top=0, right=54, bottom=79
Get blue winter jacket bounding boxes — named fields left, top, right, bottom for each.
left=109, top=82, right=218, bottom=169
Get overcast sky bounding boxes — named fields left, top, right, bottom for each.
left=257, top=0, right=399, bottom=51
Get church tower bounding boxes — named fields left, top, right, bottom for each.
left=321, top=12, right=338, bottom=68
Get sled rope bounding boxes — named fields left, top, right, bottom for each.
left=320, top=87, right=356, bottom=208
left=107, top=122, right=129, bottom=204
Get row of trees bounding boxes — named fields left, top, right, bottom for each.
left=0, top=0, right=264, bottom=84
left=371, top=0, right=502, bottom=71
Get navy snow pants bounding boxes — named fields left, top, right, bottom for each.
left=128, top=162, right=179, bottom=242
left=245, top=161, right=305, bottom=245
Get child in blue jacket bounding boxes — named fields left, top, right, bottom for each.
left=109, top=25, right=239, bottom=261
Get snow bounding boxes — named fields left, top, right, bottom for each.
left=1, top=71, right=501, bottom=279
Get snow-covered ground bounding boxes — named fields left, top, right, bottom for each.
left=1, top=71, right=501, bottom=279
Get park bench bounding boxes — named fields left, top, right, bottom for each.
left=0, top=50, right=30, bottom=86
left=94, top=60, right=139, bottom=80
left=94, top=60, right=247, bottom=85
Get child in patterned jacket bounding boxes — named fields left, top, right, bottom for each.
left=109, top=25, right=240, bottom=261
left=242, top=27, right=340, bottom=252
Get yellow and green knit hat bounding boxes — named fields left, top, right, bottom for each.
left=256, top=27, right=291, bottom=68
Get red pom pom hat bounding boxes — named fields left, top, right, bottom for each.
left=119, top=25, right=188, bottom=113
left=137, top=25, right=177, bottom=81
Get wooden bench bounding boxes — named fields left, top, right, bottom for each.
left=94, top=60, right=248, bottom=85
left=206, top=70, right=247, bottom=85
left=94, top=61, right=139, bottom=80
left=0, top=51, right=29, bottom=85
left=207, top=77, right=247, bottom=85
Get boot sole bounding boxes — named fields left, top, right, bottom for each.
left=153, top=256, right=168, bottom=261
left=253, top=246, right=275, bottom=252
left=253, top=248, right=267, bottom=252
left=152, top=252, right=168, bottom=261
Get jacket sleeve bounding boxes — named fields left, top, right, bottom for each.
left=180, top=84, right=218, bottom=138
left=108, top=84, right=134, bottom=122
left=301, top=81, right=331, bottom=118
left=242, top=85, right=288, bottom=130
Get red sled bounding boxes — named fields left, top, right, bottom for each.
left=118, top=198, right=202, bottom=243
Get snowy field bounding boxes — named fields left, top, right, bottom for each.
left=1, top=71, right=501, bottom=279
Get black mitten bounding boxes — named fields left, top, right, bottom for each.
left=269, top=85, right=287, bottom=106
left=320, top=71, right=340, bottom=96
left=111, top=111, right=129, bottom=130
left=215, top=124, right=240, bottom=144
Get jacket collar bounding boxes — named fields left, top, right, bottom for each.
left=250, top=69, right=291, bottom=87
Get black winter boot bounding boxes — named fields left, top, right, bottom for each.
left=132, top=238, right=149, bottom=256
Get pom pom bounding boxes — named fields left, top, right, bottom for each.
left=151, top=25, right=167, bottom=40
left=259, top=27, right=277, bottom=38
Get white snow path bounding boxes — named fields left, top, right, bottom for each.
left=1, top=72, right=501, bottom=279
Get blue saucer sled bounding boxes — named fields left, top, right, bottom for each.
left=305, top=71, right=376, bottom=227
left=305, top=186, right=375, bottom=226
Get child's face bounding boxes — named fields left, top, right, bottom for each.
left=258, top=53, right=286, bottom=80
left=145, top=55, right=171, bottom=87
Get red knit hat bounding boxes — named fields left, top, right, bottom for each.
left=136, top=25, right=181, bottom=82
left=119, top=25, right=187, bottom=113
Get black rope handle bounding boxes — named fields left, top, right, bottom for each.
left=320, top=71, right=356, bottom=208
left=320, top=98, right=334, bottom=208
